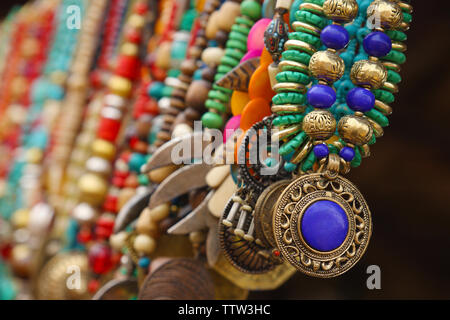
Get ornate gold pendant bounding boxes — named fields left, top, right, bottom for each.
left=273, top=173, right=372, bottom=278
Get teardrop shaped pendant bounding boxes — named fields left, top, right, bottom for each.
left=272, top=173, right=372, bottom=278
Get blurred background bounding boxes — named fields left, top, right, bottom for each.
left=0, top=0, right=449, bottom=299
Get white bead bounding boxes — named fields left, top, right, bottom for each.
left=133, top=234, right=156, bottom=255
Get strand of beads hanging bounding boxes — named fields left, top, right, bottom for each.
left=306, top=0, right=358, bottom=171
left=269, top=0, right=329, bottom=175
left=337, top=0, right=405, bottom=169
left=201, top=0, right=262, bottom=130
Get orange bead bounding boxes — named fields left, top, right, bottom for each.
left=248, top=65, right=275, bottom=102
left=231, top=91, right=251, bottom=116
left=240, top=97, right=272, bottom=131
left=260, top=48, right=273, bottom=67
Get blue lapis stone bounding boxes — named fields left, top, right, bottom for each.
left=301, top=200, right=349, bottom=252
left=340, top=146, right=355, bottom=162
left=346, top=87, right=375, bottom=112
left=307, top=84, right=336, bottom=109
left=313, top=144, right=329, bottom=159
left=363, top=31, right=392, bottom=57
left=321, top=24, right=349, bottom=50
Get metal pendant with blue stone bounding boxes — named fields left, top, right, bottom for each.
left=272, top=172, right=372, bottom=278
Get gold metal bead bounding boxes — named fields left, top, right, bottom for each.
left=367, top=0, right=403, bottom=30
left=78, top=173, right=108, bottom=205
left=108, top=75, right=132, bottom=97
left=323, top=0, right=358, bottom=23
left=309, top=50, right=345, bottom=84
left=337, top=115, right=373, bottom=146
left=374, top=99, right=392, bottom=115
left=273, top=82, right=307, bottom=93
left=271, top=105, right=306, bottom=114
left=91, top=139, right=116, bottom=160
left=350, top=59, right=387, bottom=90
left=302, top=109, right=337, bottom=140
left=292, top=21, right=321, bottom=37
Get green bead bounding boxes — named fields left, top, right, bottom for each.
left=225, top=48, right=245, bottom=61
left=208, top=89, right=230, bottom=103
left=382, top=49, right=406, bottom=65
left=365, top=109, right=389, bottom=127
left=221, top=55, right=240, bottom=68
left=205, top=99, right=227, bottom=113
left=288, top=32, right=322, bottom=49
left=226, top=39, right=247, bottom=52
left=240, top=1, right=262, bottom=21
left=304, top=0, right=326, bottom=5
left=295, top=10, right=328, bottom=29
left=387, top=70, right=402, bottom=84
left=229, top=31, right=248, bottom=43
left=279, top=132, right=307, bottom=155
left=350, top=147, right=362, bottom=168
left=301, top=150, right=317, bottom=172
left=403, top=12, right=412, bottom=23
left=273, top=114, right=305, bottom=126
left=213, top=84, right=232, bottom=94
left=385, top=30, right=407, bottom=42
left=281, top=50, right=311, bottom=66
left=272, top=92, right=306, bottom=105
left=138, top=174, right=149, bottom=186
left=373, top=89, right=395, bottom=104
left=236, top=16, right=254, bottom=28
left=202, top=112, right=224, bottom=129
left=276, top=71, right=310, bottom=85
left=231, top=24, right=250, bottom=36
left=217, top=65, right=233, bottom=74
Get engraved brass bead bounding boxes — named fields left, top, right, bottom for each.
left=323, top=0, right=358, bottom=23
left=309, top=50, right=345, bottom=84
left=337, top=115, right=373, bottom=146
left=302, top=110, right=337, bottom=140
left=367, top=0, right=403, bottom=30
left=350, top=59, right=387, bottom=90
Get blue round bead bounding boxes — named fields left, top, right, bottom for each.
left=307, top=84, right=336, bottom=109
left=363, top=31, right=392, bottom=57
left=340, top=146, right=355, bottom=162
left=320, top=24, right=349, bottom=50
left=313, top=144, right=329, bottom=159
left=138, top=257, right=150, bottom=269
left=301, top=200, right=349, bottom=252
left=129, top=153, right=147, bottom=173
left=346, top=87, right=375, bottom=112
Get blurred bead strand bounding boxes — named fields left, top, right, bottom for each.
left=201, top=0, right=263, bottom=130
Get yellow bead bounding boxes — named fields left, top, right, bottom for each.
left=133, top=234, right=156, bottom=255
left=350, top=59, right=387, bottom=90
left=309, top=50, right=345, bottom=84
left=148, top=165, right=178, bottom=184
left=323, top=0, right=358, bottom=23
left=128, top=14, right=145, bottom=29
left=108, top=75, right=132, bottom=97
left=117, top=188, right=136, bottom=210
left=148, top=203, right=170, bottom=222
left=121, top=43, right=139, bottom=57
left=136, top=208, right=159, bottom=237
left=303, top=110, right=337, bottom=140
left=231, top=91, right=250, bottom=116
left=367, top=0, right=403, bottom=30
left=11, top=209, right=30, bottom=229
left=337, top=115, right=373, bottom=146
left=110, top=232, right=128, bottom=251
left=91, top=139, right=116, bottom=160
left=78, top=173, right=108, bottom=205
left=26, top=148, right=43, bottom=164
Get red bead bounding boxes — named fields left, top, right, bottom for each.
left=273, top=250, right=280, bottom=257
left=88, top=243, right=113, bottom=275
left=103, top=195, right=118, bottom=212
left=97, top=117, right=121, bottom=142
left=116, top=55, right=140, bottom=80
left=112, top=176, right=126, bottom=188
left=125, top=28, right=142, bottom=44
left=77, top=228, right=92, bottom=244
left=134, top=2, right=148, bottom=14
left=88, top=279, right=100, bottom=294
